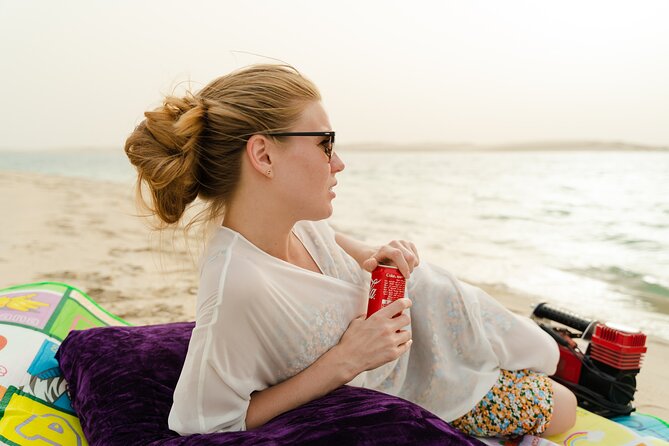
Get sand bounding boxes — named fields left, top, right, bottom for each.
left=1, top=171, right=666, bottom=420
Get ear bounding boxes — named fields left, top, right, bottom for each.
left=245, top=134, right=274, bottom=178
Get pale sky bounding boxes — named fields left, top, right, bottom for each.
left=1, top=0, right=668, bottom=150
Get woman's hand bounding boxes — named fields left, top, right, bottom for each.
left=335, top=233, right=420, bottom=279
left=246, top=298, right=410, bottom=430
left=362, top=240, right=420, bottom=279
left=331, top=298, right=413, bottom=381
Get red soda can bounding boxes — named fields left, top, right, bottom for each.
left=367, top=265, right=406, bottom=318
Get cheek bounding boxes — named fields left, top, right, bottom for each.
left=298, top=171, right=328, bottom=196
left=295, top=161, right=329, bottom=188
left=279, top=167, right=321, bottom=198
left=278, top=153, right=330, bottom=198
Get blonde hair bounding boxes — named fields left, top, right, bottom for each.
left=124, top=64, right=321, bottom=227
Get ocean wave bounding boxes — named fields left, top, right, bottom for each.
left=478, top=214, right=534, bottom=222
left=571, top=265, right=669, bottom=300
left=542, top=208, right=571, bottom=217
left=639, top=221, right=669, bottom=229
left=599, top=233, right=664, bottom=251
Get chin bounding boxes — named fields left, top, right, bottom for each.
left=324, top=202, right=334, bottom=217
left=313, top=209, right=333, bottom=220
left=310, top=204, right=334, bottom=221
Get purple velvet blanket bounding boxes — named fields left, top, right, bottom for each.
left=56, top=321, right=485, bottom=445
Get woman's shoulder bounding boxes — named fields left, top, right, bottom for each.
left=197, top=229, right=277, bottom=314
left=199, top=227, right=273, bottom=289
left=202, top=226, right=271, bottom=263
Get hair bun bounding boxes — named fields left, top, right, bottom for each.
left=125, top=94, right=207, bottom=225
left=145, top=95, right=206, bottom=157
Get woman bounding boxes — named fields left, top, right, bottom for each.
left=124, top=64, right=576, bottom=438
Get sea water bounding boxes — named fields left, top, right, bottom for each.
left=2, top=149, right=668, bottom=341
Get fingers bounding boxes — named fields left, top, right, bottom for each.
left=382, top=241, right=412, bottom=277
left=367, top=240, right=420, bottom=279
left=389, top=329, right=413, bottom=361
left=403, top=240, right=420, bottom=267
left=399, top=339, right=413, bottom=355
left=362, top=257, right=378, bottom=273
left=375, top=298, right=412, bottom=319
left=340, top=301, right=413, bottom=372
left=373, top=299, right=412, bottom=329
left=394, top=329, right=412, bottom=345
left=392, top=313, right=411, bottom=329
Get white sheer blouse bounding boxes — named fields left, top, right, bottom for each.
left=168, top=219, right=558, bottom=434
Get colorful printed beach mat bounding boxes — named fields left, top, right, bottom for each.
left=479, top=407, right=669, bottom=445
left=0, top=282, right=128, bottom=446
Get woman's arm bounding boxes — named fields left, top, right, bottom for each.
left=334, top=232, right=377, bottom=266
left=245, top=340, right=350, bottom=429
left=245, top=298, right=413, bottom=429
left=334, top=232, right=420, bottom=279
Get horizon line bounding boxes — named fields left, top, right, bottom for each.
left=1, top=138, right=668, bottom=152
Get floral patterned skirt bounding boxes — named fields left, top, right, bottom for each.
left=450, top=369, right=554, bottom=437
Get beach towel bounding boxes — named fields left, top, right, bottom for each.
left=0, top=282, right=128, bottom=445
left=479, top=408, right=669, bottom=445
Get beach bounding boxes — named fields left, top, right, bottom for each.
left=1, top=170, right=667, bottom=420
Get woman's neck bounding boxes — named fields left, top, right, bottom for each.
left=222, top=205, right=297, bottom=263
left=222, top=206, right=321, bottom=274
left=222, top=162, right=314, bottom=267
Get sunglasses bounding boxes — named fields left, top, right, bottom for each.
left=265, top=131, right=335, bottom=161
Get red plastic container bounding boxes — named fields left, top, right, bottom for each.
left=555, top=345, right=583, bottom=384
left=590, top=323, right=647, bottom=370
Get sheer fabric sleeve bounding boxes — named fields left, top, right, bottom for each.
left=169, top=246, right=266, bottom=434
left=463, top=282, right=560, bottom=374
left=295, top=219, right=368, bottom=287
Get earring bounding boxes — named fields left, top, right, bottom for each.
left=266, top=169, right=272, bottom=176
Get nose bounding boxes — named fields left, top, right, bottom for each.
left=330, top=151, right=345, bottom=173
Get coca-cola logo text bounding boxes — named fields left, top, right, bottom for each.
left=369, top=278, right=381, bottom=300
